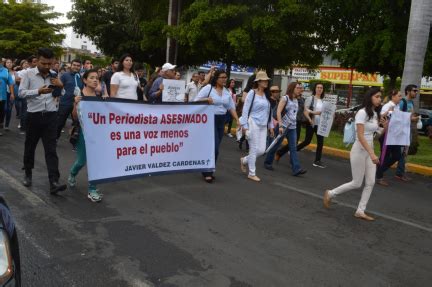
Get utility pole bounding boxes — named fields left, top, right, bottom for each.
left=166, top=0, right=180, bottom=64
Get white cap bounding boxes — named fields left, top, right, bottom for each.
left=161, top=63, right=176, bottom=71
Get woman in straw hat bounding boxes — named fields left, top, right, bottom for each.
left=239, top=71, right=274, bottom=182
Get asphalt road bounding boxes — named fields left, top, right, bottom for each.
left=0, top=119, right=431, bottom=287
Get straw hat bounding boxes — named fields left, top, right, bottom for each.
left=254, top=70, right=271, bottom=82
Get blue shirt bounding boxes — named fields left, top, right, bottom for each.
left=148, top=76, right=164, bottom=104
left=240, top=90, right=271, bottom=128
left=400, top=98, right=414, bottom=112
left=195, top=84, right=235, bottom=115
left=60, top=72, right=83, bottom=106
left=0, top=66, right=13, bottom=101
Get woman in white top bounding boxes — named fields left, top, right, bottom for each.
left=110, top=54, right=139, bottom=100
left=239, top=71, right=274, bottom=182
left=323, top=87, right=388, bottom=221
left=195, top=70, right=239, bottom=183
left=295, top=83, right=326, bottom=168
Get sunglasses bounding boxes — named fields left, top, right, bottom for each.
left=412, top=89, right=418, bottom=92
left=271, top=90, right=281, bottom=93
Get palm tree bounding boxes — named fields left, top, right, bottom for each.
left=400, top=0, right=432, bottom=155
left=401, top=0, right=432, bottom=109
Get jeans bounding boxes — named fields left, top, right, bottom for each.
left=56, top=105, right=74, bottom=139
left=396, top=147, right=406, bottom=176
left=225, top=111, right=233, bottom=133
left=376, top=145, right=402, bottom=179
left=203, top=114, right=226, bottom=177
left=296, top=125, right=324, bottom=162
left=265, top=127, right=301, bottom=174
left=23, top=112, right=60, bottom=182
left=70, top=131, right=97, bottom=191
left=0, top=101, right=4, bottom=128
left=2, top=93, right=14, bottom=128
left=329, top=141, right=376, bottom=213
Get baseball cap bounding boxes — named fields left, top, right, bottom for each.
left=161, top=63, right=176, bottom=71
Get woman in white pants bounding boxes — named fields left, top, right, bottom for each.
left=323, top=87, right=387, bottom=221
left=240, top=71, right=274, bottom=182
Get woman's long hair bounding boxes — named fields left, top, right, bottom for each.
left=117, top=54, right=134, bottom=74
left=312, top=82, right=325, bottom=99
left=285, top=81, right=299, bottom=100
left=362, top=87, right=381, bottom=120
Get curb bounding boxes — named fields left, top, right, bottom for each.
left=229, top=128, right=432, bottom=177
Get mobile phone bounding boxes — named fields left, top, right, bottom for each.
left=48, top=85, right=56, bottom=89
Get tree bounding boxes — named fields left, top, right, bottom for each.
left=314, top=0, right=412, bottom=90
left=400, top=0, right=432, bottom=109
left=174, top=0, right=323, bottom=77
left=0, top=1, right=65, bottom=59
left=400, top=0, right=432, bottom=155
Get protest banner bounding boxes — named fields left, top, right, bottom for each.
left=78, top=98, right=215, bottom=184
left=385, top=110, right=411, bottom=146
left=162, top=79, right=186, bottom=102
left=317, top=101, right=336, bottom=137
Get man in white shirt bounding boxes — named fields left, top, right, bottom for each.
left=18, top=48, right=67, bottom=194
left=185, top=73, right=199, bottom=102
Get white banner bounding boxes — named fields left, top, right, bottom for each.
left=79, top=99, right=215, bottom=183
left=317, top=101, right=336, bottom=137
left=386, top=111, right=411, bottom=146
left=162, top=79, right=186, bottom=102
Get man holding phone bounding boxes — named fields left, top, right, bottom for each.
left=18, top=48, right=66, bottom=194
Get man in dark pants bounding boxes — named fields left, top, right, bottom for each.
left=57, top=59, right=83, bottom=140
left=18, top=48, right=67, bottom=194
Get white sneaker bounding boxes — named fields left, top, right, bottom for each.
left=17, top=124, right=21, bottom=129
left=227, top=133, right=233, bottom=138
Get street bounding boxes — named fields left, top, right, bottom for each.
left=0, top=123, right=431, bottom=287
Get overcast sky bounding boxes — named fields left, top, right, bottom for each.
left=44, top=0, right=72, bottom=24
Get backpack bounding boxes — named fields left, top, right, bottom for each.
left=343, top=118, right=356, bottom=146
left=400, top=98, right=408, bottom=112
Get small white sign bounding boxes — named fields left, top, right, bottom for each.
left=162, top=79, right=186, bottom=102
left=317, top=101, right=336, bottom=137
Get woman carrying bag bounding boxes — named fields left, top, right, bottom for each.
left=239, top=71, right=274, bottom=182
left=323, top=88, right=388, bottom=221
left=296, top=83, right=326, bottom=168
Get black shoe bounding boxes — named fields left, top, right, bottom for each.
left=23, top=175, right=32, bottom=187
left=264, top=164, right=274, bottom=171
left=293, top=169, right=307, bottom=176
left=313, top=161, right=326, bottom=168
left=50, top=181, right=67, bottom=194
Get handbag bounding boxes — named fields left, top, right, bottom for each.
left=343, top=118, right=356, bottom=146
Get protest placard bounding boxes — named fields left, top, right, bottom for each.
left=79, top=99, right=215, bottom=183
left=162, top=79, right=186, bottom=102
left=385, top=110, right=411, bottom=146
left=317, top=101, right=336, bottom=137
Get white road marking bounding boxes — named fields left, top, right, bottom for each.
left=274, top=182, right=432, bottom=233
left=0, top=168, right=46, bottom=207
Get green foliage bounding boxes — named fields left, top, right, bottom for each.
left=314, top=0, right=411, bottom=81
left=174, top=0, right=323, bottom=71
left=382, top=77, right=402, bottom=96
left=0, top=1, right=65, bottom=59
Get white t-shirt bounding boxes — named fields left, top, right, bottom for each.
left=185, top=81, right=199, bottom=102
left=305, top=96, right=323, bottom=126
left=380, top=101, right=399, bottom=116
left=355, top=108, right=379, bottom=142
left=111, top=71, right=139, bottom=100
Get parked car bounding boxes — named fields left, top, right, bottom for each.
left=418, top=109, right=432, bottom=134
left=0, top=196, right=21, bottom=287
